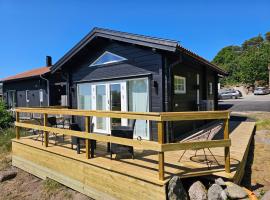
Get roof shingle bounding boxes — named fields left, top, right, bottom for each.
left=1, top=66, right=50, bottom=82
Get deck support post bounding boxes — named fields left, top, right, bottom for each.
left=15, top=112, right=20, bottom=139
left=85, top=116, right=91, bottom=159
left=224, top=117, right=230, bottom=173
left=44, top=113, right=48, bottom=147
left=158, top=121, right=165, bottom=181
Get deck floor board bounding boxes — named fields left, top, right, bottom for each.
left=12, top=121, right=255, bottom=185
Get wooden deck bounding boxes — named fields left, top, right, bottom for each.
left=12, top=121, right=255, bottom=200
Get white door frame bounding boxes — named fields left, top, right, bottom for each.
left=77, top=77, right=150, bottom=139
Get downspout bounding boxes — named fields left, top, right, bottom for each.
left=40, top=74, right=50, bottom=106
left=165, top=55, right=183, bottom=142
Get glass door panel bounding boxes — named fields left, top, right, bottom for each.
left=128, top=79, right=149, bottom=140
left=95, top=85, right=108, bottom=133
left=110, top=84, right=121, bottom=128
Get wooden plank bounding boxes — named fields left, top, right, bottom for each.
left=15, top=122, right=162, bottom=151
left=224, top=118, right=230, bottom=173
left=15, top=108, right=162, bottom=121
left=15, top=112, right=20, bottom=139
left=158, top=121, right=164, bottom=181
left=12, top=142, right=167, bottom=200
left=85, top=116, right=90, bottom=159
left=160, top=110, right=230, bottom=121
left=44, top=113, right=48, bottom=147
left=161, top=139, right=231, bottom=152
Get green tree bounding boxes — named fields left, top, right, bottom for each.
left=212, top=32, right=270, bottom=86
left=265, top=32, right=270, bottom=42
left=242, top=35, right=264, bottom=49
left=0, top=100, right=13, bottom=130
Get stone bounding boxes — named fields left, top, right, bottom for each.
left=167, top=176, right=188, bottom=200
left=0, top=169, right=17, bottom=182
left=225, top=183, right=248, bottom=199
left=215, top=178, right=226, bottom=187
left=220, top=190, right=227, bottom=200
left=208, top=184, right=226, bottom=200
left=261, top=190, right=270, bottom=200
left=188, top=181, right=207, bottom=200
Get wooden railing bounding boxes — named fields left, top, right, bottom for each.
left=14, top=107, right=231, bottom=181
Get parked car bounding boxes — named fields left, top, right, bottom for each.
left=218, top=89, right=241, bottom=100
left=254, top=87, right=270, bottom=95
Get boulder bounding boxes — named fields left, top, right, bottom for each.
left=225, top=183, right=248, bottom=199
left=167, top=176, right=188, bottom=200
left=0, top=169, right=17, bottom=182
left=215, top=178, right=226, bottom=187
left=262, top=190, right=270, bottom=200
left=208, top=184, right=227, bottom=200
left=188, top=181, right=207, bottom=200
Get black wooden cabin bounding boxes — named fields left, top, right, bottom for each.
left=50, top=27, right=227, bottom=141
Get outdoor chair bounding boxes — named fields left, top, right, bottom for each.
left=70, top=117, right=94, bottom=154
left=47, top=116, right=65, bottom=145
left=177, top=120, right=224, bottom=168
left=110, top=119, right=136, bottom=159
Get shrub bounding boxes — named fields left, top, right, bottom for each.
left=0, top=100, right=13, bottom=129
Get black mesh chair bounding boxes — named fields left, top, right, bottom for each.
left=47, top=116, right=63, bottom=144
left=110, top=119, right=136, bottom=159
left=70, top=117, right=94, bottom=154
left=70, top=123, right=82, bottom=154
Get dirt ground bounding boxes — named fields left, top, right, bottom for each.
left=240, top=112, right=270, bottom=197
left=0, top=154, right=92, bottom=200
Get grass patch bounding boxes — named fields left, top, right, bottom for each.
left=256, top=119, right=270, bottom=131
left=0, top=127, right=29, bottom=153
left=43, top=178, right=63, bottom=192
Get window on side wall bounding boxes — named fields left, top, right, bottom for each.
left=209, top=82, right=213, bottom=95
left=26, top=90, right=30, bottom=103
left=174, top=76, right=186, bottom=94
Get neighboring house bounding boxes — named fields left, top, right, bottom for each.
left=0, top=56, right=67, bottom=109
left=50, top=27, right=227, bottom=141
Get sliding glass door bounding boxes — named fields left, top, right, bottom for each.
left=77, top=78, right=149, bottom=139
left=128, top=79, right=149, bottom=139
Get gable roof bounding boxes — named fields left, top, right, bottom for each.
left=0, top=66, right=51, bottom=82
left=50, top=27, right=226, bottom=75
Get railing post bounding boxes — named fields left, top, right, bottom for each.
left=44, top=113, right=48, bottom=147
left=85, top=116, right=91, bottom=159
left=158, top=121, right=165, bottom=181
left=224, top=115, right=230, bottom=173
left=15, top=111, right=20, bottom=139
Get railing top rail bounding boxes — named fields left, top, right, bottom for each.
left=160, top=111, right=230, bottom=121
left=15, top=107, right=230, bottom=121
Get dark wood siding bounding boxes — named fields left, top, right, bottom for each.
left=3, top=78, right=48, bottom=107
left=62, top=40, right=163, bottom=140
left=169, top=54, right=219, bottom=140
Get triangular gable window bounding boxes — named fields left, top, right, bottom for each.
left=90, top=51, right=127, bottom=67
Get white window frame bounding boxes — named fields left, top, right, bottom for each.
left=26, top=90, right=30, bottom=103
left=90, top=51, right=127, bottom=67
left=209, top=82, right=213, bottom=95
left=39, top=89, right=43, bottom=103
left=174, top=75, right=186, bottom=94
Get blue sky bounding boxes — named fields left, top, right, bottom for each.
left=0, top=0, right=269, bottom=79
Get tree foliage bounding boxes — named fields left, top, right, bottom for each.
left=0, top=100, right=13, bottom=130
left=212, top=33, right=270, bottom=86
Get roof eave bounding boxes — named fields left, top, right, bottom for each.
left=51, top=28, right=178, bottom=73
left=176, top=46, right=228, bottom=76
